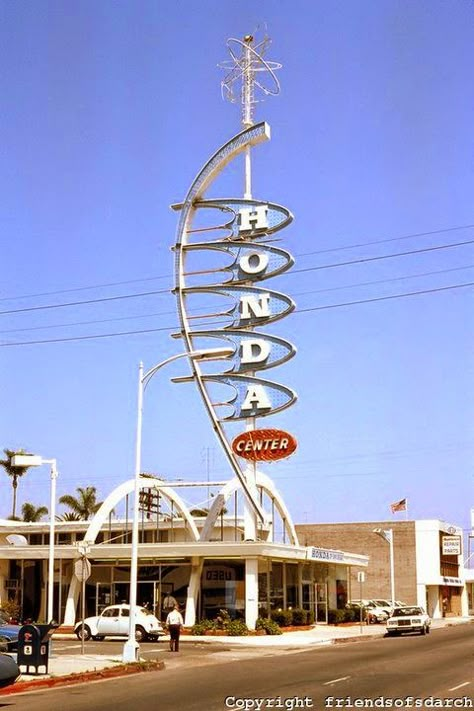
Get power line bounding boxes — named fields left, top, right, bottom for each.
left=1, top=223, right=472, bottom=304
left=296, top=281, right=474, bottom=314
left=2, top=264, right=471, bottom=336
left=1, top=240, right=472, bottom=318
left=294, top=264, right=473, bottom=296
left=291, top=239, right=474, bottom=275
left=0, top=310, right=176, bottom=335
left=297, top=223, right=474, bottom=257
left=1, top=280, right=471, bottom=347
left=0, top=288, right=169, bottom=316
left=0, top=275, right=172, bottom=303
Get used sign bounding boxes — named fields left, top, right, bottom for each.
left=232, top=429, right=297, bottom=462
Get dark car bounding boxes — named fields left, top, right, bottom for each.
left=0, top=623, right=19, bottom=652
left=0, top=654, right=20, bottom=688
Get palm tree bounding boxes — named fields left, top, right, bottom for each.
left=21, top=502, right=48, bottom=522
left=58, top=486, right=102, bottom=520
left=56, top=512, right=82, bottom=522
left=0, top=448, right=35, bottom=519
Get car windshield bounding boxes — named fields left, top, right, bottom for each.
left=139, top=607, right=153, bottom=616
left=373, top=600, right=390, bottom=606
left=393, top=607, right=422, bottom=616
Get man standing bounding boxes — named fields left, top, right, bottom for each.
left=162, top=592, right=177, bottom=622
left=166, top=604, right=184, bottom=652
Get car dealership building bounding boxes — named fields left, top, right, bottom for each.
left=0, top=475, right=368, bottom=627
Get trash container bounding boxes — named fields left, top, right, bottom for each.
left=17, top=622, right=59, bottom=674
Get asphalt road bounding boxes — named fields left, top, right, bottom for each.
left=3, top=624, right=473, bottom=711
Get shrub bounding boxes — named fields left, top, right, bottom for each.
left=291, top=608, right=307, bottom=626
left=306, top=610, right=315, bottom=625
left=270, top=609, right=293, bottom=627
left=328, top=609, right=346, bottom=625
left=190, top=619, right=215, bottom=635
left=343, top=608, right=356, bottom=623
left=256, top=617, right=282, bottom=635
left=2, top=600, right=20, bottom=623
left=227, top=619, right=249, bottom=636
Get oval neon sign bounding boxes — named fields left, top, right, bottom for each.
left=232, top=429, right=297, bottom=462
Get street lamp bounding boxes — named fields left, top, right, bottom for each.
left=10, top=454, right=58, bottom=623
left=373, top=527, right=395, bottom=610
left=122, top=346, right=234, bottom=662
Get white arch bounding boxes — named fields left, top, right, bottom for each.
left=83, top=477, right=200, bottom=544
left=199, top=471, right=299, bottom=546
left=63, top=477, right=199, bottom=625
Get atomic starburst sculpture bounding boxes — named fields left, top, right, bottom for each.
left=219, top=34, right=281, bottom=127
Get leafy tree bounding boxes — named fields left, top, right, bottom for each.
left=58, top=486, right=102, bottom=520
left=21, top=502, right=48, bottom=522
left=0, top=448, right=35, bottom=519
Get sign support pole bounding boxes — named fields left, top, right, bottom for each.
left=81, top=569, right=86, bottom=656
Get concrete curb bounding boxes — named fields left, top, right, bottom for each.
left=1, top=660, right=165, bottom=696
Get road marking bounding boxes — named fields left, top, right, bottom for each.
left=449, top=682, right=470, bottom=691
left=323, top=676, right=351, bottom=686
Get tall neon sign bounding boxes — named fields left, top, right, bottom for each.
left=172, top=34, right=296, bottom=523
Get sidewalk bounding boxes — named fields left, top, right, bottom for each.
left=5, top=616, right=471, bottom=693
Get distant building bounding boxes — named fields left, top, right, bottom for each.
left=296, top=519, right=469, bottom=619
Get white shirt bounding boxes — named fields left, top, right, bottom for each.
left=166, top=609, right=184, bottom=626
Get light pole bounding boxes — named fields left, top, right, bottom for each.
left=373, top=528, right=395, bottom=610
left=11, top=455, right=58, bottom=623
left=122, top=346, right=234, bottom=663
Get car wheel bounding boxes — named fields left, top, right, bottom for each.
left=134, top=625, right=147, bottom=643
left=426, top=625, right=430, bottom=634
left=92, top=635, right=105, bottom=641
left=76, top=624, right=91, bottom=641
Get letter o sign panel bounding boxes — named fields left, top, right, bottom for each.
left=232, top=429, right=297, bottom=462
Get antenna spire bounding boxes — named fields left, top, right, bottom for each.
left=219, top=32, right=281, bottom=128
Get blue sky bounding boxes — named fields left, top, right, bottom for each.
left=1, top=1, right=473, bottom=539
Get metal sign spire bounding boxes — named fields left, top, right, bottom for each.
left=219, top=33, right=281, bottom=128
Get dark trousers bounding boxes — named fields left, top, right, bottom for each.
left=169, top=624, right=181, bottom=652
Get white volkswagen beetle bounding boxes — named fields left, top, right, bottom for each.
left=74, top=604, right=164, bottom=642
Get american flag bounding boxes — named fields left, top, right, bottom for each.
left=390, top=497, right=407, bottom=513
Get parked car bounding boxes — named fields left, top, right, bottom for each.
left=386, top=606, right=431, bottom=636
left=74, top=604, right=164, bottom=642
left=348, top=600, right=389, bottom=623
left=0, top=623, right=19, bottom=651
left=372, top=599, right=408, bottom=615
left=0, top=654, right=20, bottom=688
